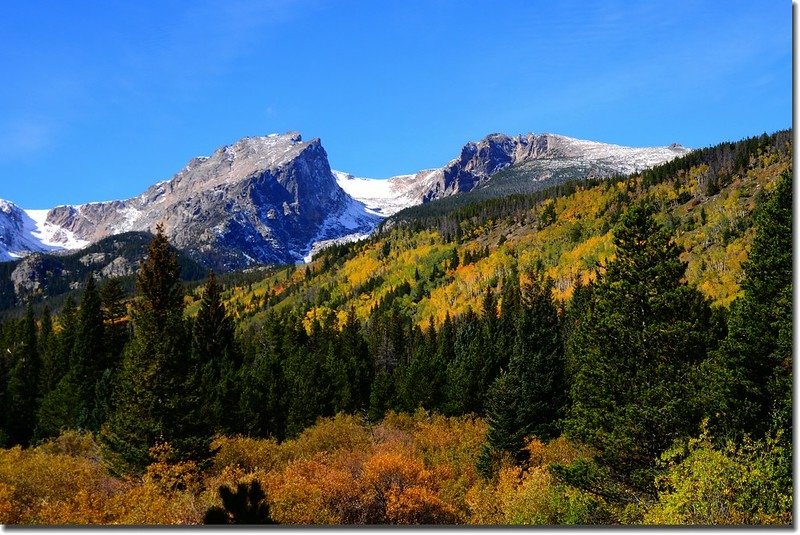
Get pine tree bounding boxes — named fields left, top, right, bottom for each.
left=72, top=275, right=106, bottom=430
left=239, top=317, right=286, bottom=439
left=562, top=203, right=715, bottom=501
left=100, top=278, right=129, bottom=362
left=102, top=225, right=212, bottom=475
left=37, top=306, right=58, bottom=395
left=192, top=271, right=240, bottom=434
left=479, top=275, right=566, bottom=477
left=444, top=309, right=485, bottom=415
left=717, top=170, right=792, bottom=440
left=335, top=307, right=372, bottom=413
left=5, top=305, right=41, bottom=445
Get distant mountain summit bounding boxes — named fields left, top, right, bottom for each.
left=5, top=133, right=379, bottom=269
left=0, top=131, right=690, bottom=268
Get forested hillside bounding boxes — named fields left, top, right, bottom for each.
left=0, top=130, right=791, bottom=525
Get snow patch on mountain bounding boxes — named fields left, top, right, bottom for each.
left=547, top=134, right=690, bottom=174
left=301, top=192, right=382, bottom=262
left=24, top=209, right=90, bottom=250
left=333, top=170, right=431, bottom=216
left=0, top=200, right=89, bottom=261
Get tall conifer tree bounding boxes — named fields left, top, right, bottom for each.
left=5, top=305, right=41, bottom=445
left=563, top=203, right=714, bottom=500
left=102, top=225, right=211, bottom=475
left=717, top=170, right=792, bottom=439
left=72, top=275, right=106, bottom=429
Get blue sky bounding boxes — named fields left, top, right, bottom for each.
left=0, top=0, right=790, bottom=208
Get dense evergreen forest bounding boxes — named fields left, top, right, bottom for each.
left=0, top=131, right=791, bottom=525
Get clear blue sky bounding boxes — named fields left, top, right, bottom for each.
left=0, top=0, right=790, bottom=208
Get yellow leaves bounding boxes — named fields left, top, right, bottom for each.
left=525, top=436, right=594, bottom=469
left=144, top=443, right=200, bottom=494
left=106, top=480, right=202, bottom=525
left=465, top=437, right=597, bottom=525
left=341, top=253, right=382, bottom=289
left=0, top=482, right=15, bottom=524
left=211, top=435, right=281, bottom=474
left=265, top=458, right=339, bottom=524
left=283, top=413, right=372, bottom=460
left=302, top=306, right=337, bottom=334
left=0, top=443, right=111, bottom=525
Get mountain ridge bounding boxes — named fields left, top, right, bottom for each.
left=0, top=131, right=690, bottom=267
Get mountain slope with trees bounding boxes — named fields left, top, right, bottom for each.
left=0, top=130, right=791, bottom=525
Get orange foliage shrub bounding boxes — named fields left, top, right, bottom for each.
left=386, top=486, right=458, bottom=524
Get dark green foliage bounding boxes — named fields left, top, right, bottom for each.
left=368, top=368, right=394, bottom=423
left=444, top=309, right=487, bottom=415
left=283, top=317, right=333, bottom=437
left=36, top=306, right=58, bottom=394
left=4, top=306, right=41, bottom=445
left=102, top=226, right=212, bottom=475
left=239, top=320, right=287, bottom=440
left=330, top=307, right=373, bottom=413
left=395, top=321, right=445, bottom=412
left=192, top=272, right=240, bottom=434
left=480, top=275, right=566, bottom=477
left=71, top=275, right=106, bottom=430
left=34, top=373, right=82, bottom=441
left=100, top=278, right=129, bottom=360
left=716, top=171, right=792, bottom=441
left=204, top=480, right=275, bottom=525
left=563, top=203, right=716, bottom=501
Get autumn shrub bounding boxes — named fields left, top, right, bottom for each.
left=263, top=458, right=338, bottom=524
left=381, top=409, right=422, bottom=435
left=211, top=435, right=282, bottom=474
left=281, top=413, right=371, bottom=460
left=466, top=436, right=601, bottom=526
left=525, top=436, right=593, bottom=468
left=106, top=482, right=202, bottom=525
left=105, top=444, right=204, bottom=525
left=35, top=429, right=101, bottom=460
left=0, top=445, right=113, bottom=524
left=644, top=430, right=792, bottom=525
left=412, top=414, right=486, bottom=519
left=0, top=482, right=15, bottom=524
left=385, top=485, right=458, bottom=524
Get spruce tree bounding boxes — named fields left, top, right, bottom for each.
left=192, top=271, right=240, bottom=434
left=72, top=275, right=106, bottom=430
left=239, top=316, right=286, bottom=439
left=102, top=225, right=211, bottom=475
left=5, top=306, right=41, bottom=445
left=562, top=203, right=714, bottom=501
left=480, top=275, right=566, bottom=476
left=335, top=307, right=372, bottom=413
left=717, top=170, right=792, bottom=439
left=100, top=278, right=129, bottom=362
left=37, top=306, right=58, bottom=395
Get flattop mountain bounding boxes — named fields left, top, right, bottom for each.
left=0, top=131, right=689, bottom=270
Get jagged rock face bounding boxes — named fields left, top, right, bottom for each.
left=1, top=130, right=690, bottom=270
left=10, top=254, right=65, bottom=297
left=39, top=133, right=376, bottom=270
left=420, top=133, right=690, bottom=202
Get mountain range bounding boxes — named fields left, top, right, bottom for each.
left=0, top=131, right=690, bottom=270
